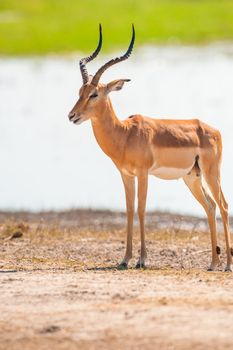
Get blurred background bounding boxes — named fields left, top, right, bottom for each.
left=0, top=0, right=233, bottom=215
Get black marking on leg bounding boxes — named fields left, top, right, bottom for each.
left=194, top=155, right=201, bottom=177
left=216, top=246, right=221, bottom=255
left=231, top=248, right=233, bottom=256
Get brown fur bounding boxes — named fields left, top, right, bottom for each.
left=68, top=79, right=232, bottom=272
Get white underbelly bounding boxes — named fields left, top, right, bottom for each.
left=149, top=165, right=193, bottom=180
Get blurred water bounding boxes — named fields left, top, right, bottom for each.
left=0, top=44, right=233, bottom=215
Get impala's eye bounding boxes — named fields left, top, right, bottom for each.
left=89, top=93, right=98, bottom=99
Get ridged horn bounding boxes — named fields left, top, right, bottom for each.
left=79, top=24, right=102, bottom=84
left=91, top=24, right=135, bottom=87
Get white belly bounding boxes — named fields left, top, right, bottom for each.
left=149, top=165, right=193, bottom=180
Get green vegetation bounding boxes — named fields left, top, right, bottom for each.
left=1, top=0, right=233, bottom=55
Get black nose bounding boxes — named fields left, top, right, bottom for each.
left=68, top=112, right=75, bottom=120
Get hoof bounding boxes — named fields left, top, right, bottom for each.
left=207, top=259, right=221, bottom=271
left=117, top=262, right=128, bottom=270
left=207, top=267, right=214, bottom=272
left=224, top=266, right=232, bottom=272
left=135, top=262, right=145, bottom=269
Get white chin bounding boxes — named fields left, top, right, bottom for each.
left=74, top=118, right=84, bottom=125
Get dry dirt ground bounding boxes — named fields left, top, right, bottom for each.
left=0, top=210, right=233, bottom=350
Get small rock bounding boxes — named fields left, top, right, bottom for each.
left=40, top=325, right=60, bottom=334
left=112, top=293, right=125, bottom=300
left=10, top=231, right=23, bottom=240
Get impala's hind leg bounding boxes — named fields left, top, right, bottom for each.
left=183, top=170, right=220, bottom=271
left=200, top=155, right=232, bottom=272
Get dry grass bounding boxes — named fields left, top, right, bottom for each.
left=1, top=210, right=233, bottom=350
left=0, top=210, right=229, bottom=272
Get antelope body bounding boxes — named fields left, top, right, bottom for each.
left=68, top=25, right=232, bottom=271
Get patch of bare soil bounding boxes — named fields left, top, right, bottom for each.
left=0, top=210, right=233, bottom=350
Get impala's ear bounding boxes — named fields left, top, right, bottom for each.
left=106, top=79, right=130, bottom=93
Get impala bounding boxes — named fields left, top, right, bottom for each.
left=68, top=25, right=232, bottom=271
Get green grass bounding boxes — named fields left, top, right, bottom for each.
left=1, top=0, right=233, bottom=55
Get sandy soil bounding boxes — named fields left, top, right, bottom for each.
left=0, top=210, right=233, bottom=350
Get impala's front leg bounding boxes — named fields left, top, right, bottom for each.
left=136, top=170, right=148, bottom=268
left=119, top=173, right=135, bottom=268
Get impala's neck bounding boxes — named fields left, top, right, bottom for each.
left=91, top=98, right=125, bottom=161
